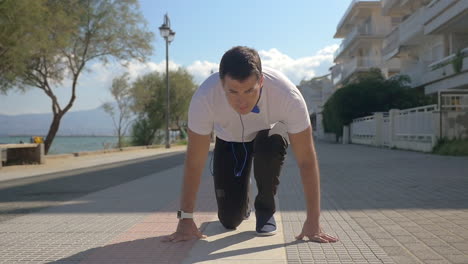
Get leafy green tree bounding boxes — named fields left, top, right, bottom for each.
left=0, top=0, right=153, bottom=154
left=168, top=69, right=197, bottom=131
left=130, top=69, right=196, bottom=145
left=130, top=71, right=165, bottom=145
left=103, top=73, right=133, bottom=148
left=323, top=69, right=436, bottom=139
left=131, top=116, right=157, bottom=146
left=0, top=0, right=46, bottom=85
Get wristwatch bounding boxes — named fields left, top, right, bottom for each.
left=177, top=210, right=193, bottom=219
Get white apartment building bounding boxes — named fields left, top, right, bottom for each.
left=332, top=0, right=468, bottom=95
left=328, top=0, right=468, bottom=147
left=297, top=74, right=334, bottom=138
left=331, top=0, right=400, bottom=88
left=382, top=0, right=468, bottom=94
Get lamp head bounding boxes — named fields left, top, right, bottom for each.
left=159, top=14, right=171, bottom=38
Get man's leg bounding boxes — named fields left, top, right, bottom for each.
left=253, top=124, right=288, bottom=234
left=213, top=137, right=253, bottom=229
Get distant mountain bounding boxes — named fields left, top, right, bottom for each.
left=0, top=105, right=126, bottom=136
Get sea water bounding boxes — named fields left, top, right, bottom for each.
left=0, top=136, right=125, bottom=155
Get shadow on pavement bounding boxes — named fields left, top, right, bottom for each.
left=0, top=152, right=186, bottom=219
left=50, top=220, right=305, bottom=264
left=2, top=141, right=468, bottom=222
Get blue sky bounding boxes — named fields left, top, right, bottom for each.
left=0, top=0, right=351, bottom=115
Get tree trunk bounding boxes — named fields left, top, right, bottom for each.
left=118, top=127, right=122, bottom=149
left=176, top=118, right=182, bottom=140
left=148, top=128, right=157, bottom=146
left=44, top=113, right=64, bottom=154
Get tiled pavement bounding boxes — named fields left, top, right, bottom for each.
left=0, top=141, right=467, bottom=263
left=278, top=142, right=468, bottom=264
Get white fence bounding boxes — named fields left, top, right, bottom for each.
left=350, top=105, right=439, bottom=152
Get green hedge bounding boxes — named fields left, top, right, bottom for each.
left=323, top=69, right=435, bottom=139
left=432, top=138, right=468, bottom=156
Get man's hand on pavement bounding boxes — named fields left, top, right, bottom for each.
left=295, top=219, right=339, bottom=243
left=162, top=219, right=207, bottom=243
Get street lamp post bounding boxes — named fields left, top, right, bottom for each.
left=159, top=14, right=175, bottom=149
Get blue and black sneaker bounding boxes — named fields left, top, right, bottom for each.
left=255, top=211, right=277, bottom=236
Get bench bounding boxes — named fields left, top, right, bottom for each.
left=0, top=143, right=45, bottom=169
left=1, top=148, right=6, bottom=167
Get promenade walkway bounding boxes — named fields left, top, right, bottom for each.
left=0, top=141, right=466, bottom=263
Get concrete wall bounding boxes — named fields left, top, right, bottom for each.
left=350, top=105, right=439, bottom=152
left=1, top=144, right=44, bottom=168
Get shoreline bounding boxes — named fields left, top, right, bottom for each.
left=0, top=144, right=191, bottom=183
left=45, top=144, right=185, bottom=159
left=0, top=136, right=137, bottom=155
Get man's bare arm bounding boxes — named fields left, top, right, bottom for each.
left=163, top=128, right=211, bottom=242
left=180, top=129, right=212, bottom=212
left=288, top=126, right=321, bottom=222
left=288, top=126, right=338, bottom=243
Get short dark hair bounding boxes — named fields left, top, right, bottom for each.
left=219, top=46, right=262, bottom=81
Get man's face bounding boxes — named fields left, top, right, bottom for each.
left=222, top=74, right=263, bottom=115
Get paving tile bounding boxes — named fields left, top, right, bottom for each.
left=1, top=141, right=468, bottom=264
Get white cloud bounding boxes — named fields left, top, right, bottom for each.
left=85, top=59, right=214, bottom=86
left=259, top=44, right=338, bottom=84
left=76, top=44, right=338, bottom=94
left=187, top=61, right=219, bottom=84
left=85, top=60, right=180, bottom=84
left=124, top=60, right=179, bottom=81
left=0, top=44, right=339, bottom=115
left=184, top=45, right=338, bottom=85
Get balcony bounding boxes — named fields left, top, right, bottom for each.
left=383, top=0, right=431, bottom=16
left=336, top=0, right=380, bottom=38
left=333, top=58, right=359, bottom=86
left=382, top=27, right=400, bottom=60
left=383, top=8, right=426, bottom=61
left=332, top=56, right=381, bottom=85
left=399, top=7, right=425, bottom=45
left=381, top=0, right=400, bottom=15
left=422, top=47, right=468, bottom=92
left=385, top=58, right=401, bottom=73
left=424, top=0, right=468, bottom=34
left=424, top=0, right=454, bottom=27
left=334, top=25, right=381, bottom=60
left=400, top=61, right=428, bottom=87
left=334, top=27, right=360, bottom=59
left=331, top=65, right=343, bottom=86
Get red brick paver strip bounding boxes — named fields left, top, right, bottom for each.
left=80, top=174, right=218, bottom=264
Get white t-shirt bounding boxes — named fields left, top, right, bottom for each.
left=188, top=67, right=310, bottom=142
